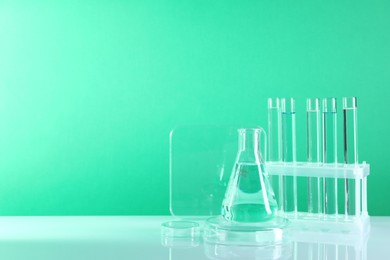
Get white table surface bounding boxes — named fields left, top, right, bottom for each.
left=0, top=216, right=388, bottom=259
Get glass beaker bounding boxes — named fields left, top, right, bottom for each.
left=221, top=128, right=278, bottom=222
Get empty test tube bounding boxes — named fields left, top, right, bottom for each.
left=322, top=98, right=338, bottom=216
left=281, top=98, right=297, bottom=215
left=268, top=98, right=283, bottom=212
left=343, top=97, right=359, bottom=217
left=268, top=98, right=282, bottom=162
left=307, top=98, right=323, bottom=214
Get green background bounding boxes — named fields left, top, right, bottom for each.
left=0, top=1, right=389, bottom=215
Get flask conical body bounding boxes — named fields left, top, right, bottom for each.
left=221, top=128, right=278, bottom=222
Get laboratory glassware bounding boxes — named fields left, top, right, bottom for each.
left=306, top=98, right=323, bottom=214
left=268, top=98, right=283, bottom=213
left=343, top=97, right=359, bottom=217
left=281, top=98, right=297, bottom=215
left=322, top=98, right=338, bottom=216
left=221, top=128, right=278, bottom=222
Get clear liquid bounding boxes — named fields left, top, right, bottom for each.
left=282, top=112, right=296, bottom=213
left=282, top=112, right=296, bottom=162
left=323, top=112, right=337, bottom=164
left=325, top=178, right=337, bottom=215
left=284, top=175, right=296, bottom=213
left=268, top=108, right=282, bottom=162
left=338, top=177, right=345, bottom=214
left=323, top=111, right=338, bottom=215
left=346, top=179, right=356, bottom=215
left=222, top=163, right=278, bottom=222
left=222, top=203, right=276, bottom=222
left=307, top=111, right=321, bottom=163
left=343, top=108, right=358, bottom=216
left=308, top=177, right=323, bottom=214
left=307, top=110, right=322, bottom=214
left=343, top=108, right=358, bottom=164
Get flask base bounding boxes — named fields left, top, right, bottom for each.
left=203, top=216, right=291, bottom=246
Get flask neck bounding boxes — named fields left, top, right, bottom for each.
left=237, top=129, right=262, bottom=163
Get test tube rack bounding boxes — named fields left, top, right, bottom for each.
left=266, top=162, right=370, bottom=234
left=266, top=97, right=370, bottom=236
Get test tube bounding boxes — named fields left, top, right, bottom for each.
left=268, top=98, right=282, bottom=162
left=268, top=98, right=283, bottom=212
left=307, top=98, right=323, bottom=214
left=281, top=98, right=297, bottom=215
left=322, top=98, right=338, bottom=216
left=343, top=97, right=359, bottom=217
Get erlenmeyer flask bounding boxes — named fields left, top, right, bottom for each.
left=222, top=128, right=278, bottom=222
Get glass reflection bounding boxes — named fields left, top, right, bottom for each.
left=161, top=220, right=369, bottom=260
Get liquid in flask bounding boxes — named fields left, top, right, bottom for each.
left=221, top=128, right=278, bottom=222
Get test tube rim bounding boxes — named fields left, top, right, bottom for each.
left=268, top=97, right=281, bottom=109
left=281, top=97, right=296, bottom=113
left=322, top=97, right=337, bottom=113
left=238, top=128, right=263, bottom=133
left=306, top=98, right=320, bottom=111
left=343, top=97, right=358, bottom=109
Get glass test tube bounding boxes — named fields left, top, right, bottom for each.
left=343, top=97, right=359, bottom=216
left=268, top=98, right=283, bottom=212
left=281, top=98, right=297, bottom=215
left=322, top=98, right=338, bottom=216
left=307, top=98, right=323, bottom=214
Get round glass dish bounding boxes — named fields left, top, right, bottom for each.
left=161, top=221, right=201, bottom=248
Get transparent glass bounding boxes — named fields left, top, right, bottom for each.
left=307, top=98, right=321, bottom=164
left=343, top=97, right=359, bottom=216
left=306, top=98, right=323, bottom=214
left=281, top=98, right=296, bottom=163
left=221, top=128, right=278, bottom=222
left=281, top=98, right=297, bottom=215
left=322, top=98, right=338, bottom=216
left=169, top=126, right=237, bottom=217
left=267, top=98, right=283, bottom=214
left=322, top=98, right=338, bottom=164
left=268, top=98, right=282, bottom=162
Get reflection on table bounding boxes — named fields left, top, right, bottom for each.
left=0, top=217, right=388, bottom=259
